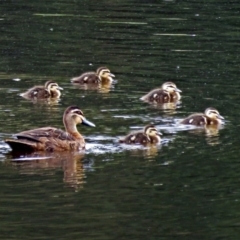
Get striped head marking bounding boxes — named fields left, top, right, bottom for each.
left=64, top=106, right=95, bottom=127
left=45, top=81, right=63, bottom=91
left=96, top=67, right=115, bottom=81
left=161, top=82, right=182, bottom=93
left=204, top=107, right=224, bottom=120
left=144, top=125, right=162, bottom=138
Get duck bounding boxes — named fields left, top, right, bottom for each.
left=71, top=67, right=115, bottom=84
left=180, top=107, right=224, bottom=126
left=119, top=125, right=162, bottom=145
left=20, top=81, right=63, bottom=99
left=140, top=82, right=182, bottom=103
left=5, top=106, right=95, bottom=152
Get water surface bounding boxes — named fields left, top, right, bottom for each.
left=0, top=1, right=240, bottom=239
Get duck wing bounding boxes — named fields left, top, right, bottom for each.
left=180, top=113, right=207, bottom=126
left=71, top=72, right=100, bottom=84
left=140, top=89, right=171, bottom=103
left=120, top=131, right=150, bottom=144
left=5, top=127, right=75, bottom=152
left=20, top=86, right=50, bottom=99
left=15, top=127, right=74, bottom=142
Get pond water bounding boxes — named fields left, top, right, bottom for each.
left=1, top=1, right=240, bottom=239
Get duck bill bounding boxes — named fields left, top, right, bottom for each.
left=109, top=73, right=115, bottom=78
left=218, top=115, right=224, bottom=120
left=82, top=117, right=96, bottom=127
left=58, top=86, right=63, bottom=90
left=175, top=88, right=182, bottom=93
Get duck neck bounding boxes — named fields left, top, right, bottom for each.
left=151, top=135, right=161, bottom=143
left=102, top=76, right=113, bottom=84
left=170, top=91, right=181, bottom=100
left=64, top=118, right=81, bottom=139
left=50, top=90, right=61, bottom=98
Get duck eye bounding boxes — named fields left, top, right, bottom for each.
left=72, top=110, right=82, bottom=115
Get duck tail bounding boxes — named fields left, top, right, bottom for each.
left=5, top=139, right=36, bottom=153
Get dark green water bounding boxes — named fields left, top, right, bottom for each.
left=1, top=1, right=240, bottom=239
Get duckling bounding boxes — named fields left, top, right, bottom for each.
left=180, top=107, right=224, bottom=126
left=5, top=106, right=95, bottom=152
left=20, top=81, right=63, bottom=99
left=140, top=82, right=182, bottom=103
left=71, top=67, right=115, bottom=84
left=119, top=125, right=162, bottom=145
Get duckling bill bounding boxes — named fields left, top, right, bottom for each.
left=71, top=67, right=115, bottom=84
left=20, top=81, right=63, bottom=99
left=140, top=82, right=181, bottom=103
left=119, top=125, right=162, bottom=145
left=5, top=106, right=95, bottom=153
left=180, top=107, right=224, bottom=126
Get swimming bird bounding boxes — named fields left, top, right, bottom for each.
left=20, top=81, right=63, bottom=99
left=119, top=125, right=162, bottom=145
left=180, top=107, right=224, bottom=126
left=140, top=82, right=181, bottom=103
left=71, top=67, right=115, bottom=84
left=5, top=106, right=95, bottom=152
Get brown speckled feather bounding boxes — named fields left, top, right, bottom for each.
left=21, top=86, right=50, bottom=99
left=5, top=106, right=95, bottom=153
left=180, top=107, right=224, bottom=126
left=6, top=127, right=83, bottom=152
left=71, top=72, right=100, bottom=84
left=71, top=67, right=115, bottom=84
left=140, top=82, right=181, bottom=103
left=180, top=113, right=207, bottom=126
left=141, top=89, right=180, bottom=103
left=20, top=81, right=62, bottom=99
left=119, top=126, right=161, bottom=145
left=119, top=131, right=151, bottom=145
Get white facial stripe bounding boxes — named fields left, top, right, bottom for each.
left=147, top=128, right=158, bottom=135
left=99, top=69, right=110, bottom=75
left=72, top=109, right=83, bottom=115
left=209, top=111, right=219, bottom=116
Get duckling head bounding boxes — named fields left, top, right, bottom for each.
left=96, top=67, right=115, bottom=82
left=162, top=82, right=182, bottom=93
left=205, top=107, right=224, bottom=121
left=144, top=125, right=162, bottom=142
left=45, top=81, right=63, bottom=95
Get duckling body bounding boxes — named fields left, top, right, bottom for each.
left=140, top=82, right=181, bottom=103
left=71, top=67, right=115, bottom=84
left=20, top=81, right=63, bottom=99
left=180, top=107, right=224, bottom=126
left=119, top=125, right=162, bottom=145
left=5, top=106, right=95, bottom=152
left=21, top=85, right=49, bottom=99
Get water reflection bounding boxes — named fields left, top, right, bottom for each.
left=20, top=96, right=62, bottom=105
left=188, top=125, right=224, bottom=146
left=11, top=152, right=88, bottom=190
left=85, top=138, right=164, bottom=158
left=126, top=144, right=161, bottom=158
left=148, top=101, right=182, bottom=111
left=71, top=81, right=114, bottom=93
